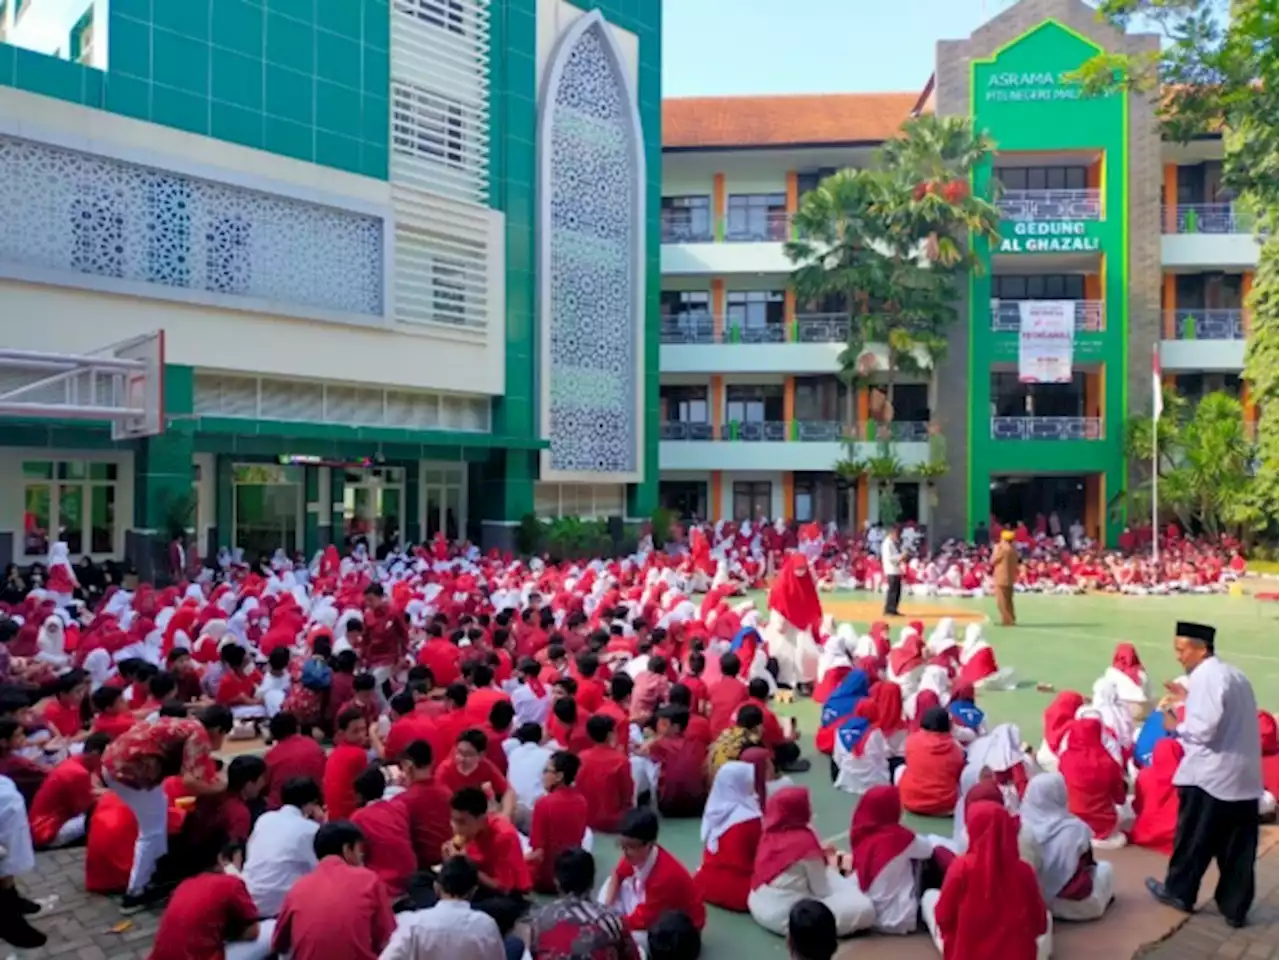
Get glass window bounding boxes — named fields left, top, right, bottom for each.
left=893, top=483, right=921, bottom=524
left=58, top=484, right=84, bottom=554
left=89, top=462, right=118, bottom=481
left=91, top=485, right=115, bottom=554
left=235, top=480, right=301, bottom=560
left=732, top=482, right=771, bottom=521
left=660, top=196, right=712, bottom=240
left=660, top=290, right=711, bottom=318
left=725, top=384, right=784, bottom=423
left=725, top=194, right=787, bottom=240
left=726, top=290, right=785, bottom=330
left=23, top=460, right=53, bottom=480
left=57, top=461, right=86, bottom=480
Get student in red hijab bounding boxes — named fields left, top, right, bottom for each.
left=1058, top=717, right=1131, bottom=848
left=921, top=800, right=1050, bottom=960
left=870, top=680, right=907, bottom=756
left=849, top=784, right=936, bottom=934
left=899, top=706, right=966, bottom=817
left=1036, top=690, right=1086, bottom=774
left=1129, top=738, right=1184, bottom=855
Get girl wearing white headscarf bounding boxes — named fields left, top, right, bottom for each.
left=83, top=648, right=113, bottom=692
left=1089, top=677, right=1137, bottom=753
left=35, top=616, right=70, bottom=669
left=695, top=761, right=764, bottom=912
left=906, top=665, right=951, bottom=721
left=1018, top=773, right=1115, bottom=921
left=962, top=723, right=1034, bottom=810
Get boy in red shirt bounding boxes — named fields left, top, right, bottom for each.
left=480, top=700, right=515, bottom=774
left=180, top=755, right=266, bottom=872
left=573, top=653, right=606, bottom=713
left=707, top=652, right=749, bottom=734
left=682, top=651, right=710, bottom=715
left=40, top=669, right=89, bottom=739
left=382, top=692, right=438, bottom=764
left=89, top=685, right=136, bottom=740
left=668, top=684, right=711, bottom=746
left=464, top=663, right=509, bottom=727
left=593, top=673, right=635, bottom=751
left=601, top=807, right=705, bottom=933
left=323, top=708, right=371, bottom=822
left=415, top=623, right=461, bottom=687
left=575, top=715, right=634, bottom=832
left=395, top=740, right=453, bottom=869
left=29, top=731, right=108, bottom=848
left=263, top=712, right=328, bottom=809
left=739, top=677, right=808, bottom=773
left=643, top=706, right=708, bottom=818
left=149, top=843, right=266, bottom=960
left=350, top=767, right=416, bottom=897
left=443, top=786, right=531, bottom=896
left=546, top=695, right=592, bottom=754
left=528, top=750, right=590, bottom=894
left=434, top=729, right=516, bottom=819
left=214, top=645, right=264, bottom=716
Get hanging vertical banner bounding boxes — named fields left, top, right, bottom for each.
left=1017, top=300, right=1076, bottom=383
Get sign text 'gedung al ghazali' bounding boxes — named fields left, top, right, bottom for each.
left=998, top=221, right=1101, bottom=254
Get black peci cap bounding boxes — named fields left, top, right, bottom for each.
left=1175, top=621, right=1216, bottom=646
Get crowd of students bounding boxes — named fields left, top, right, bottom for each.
left=0, top=537, right=1272, bottom=960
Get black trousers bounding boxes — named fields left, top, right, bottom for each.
left=1164, top=785, right=1258, bottom=924
left=884, top=575, right=903, bottom=615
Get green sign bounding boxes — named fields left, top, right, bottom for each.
left=983, top=70, right=1090, bottom=103
left=998, top=220, right=1101, bottom=253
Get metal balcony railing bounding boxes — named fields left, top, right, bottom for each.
left=990, top=416, right=1104, bottom=441
left=730, top=420, right=789, bottom=442
left=660, top=421, right=715, bottom=441
left=792, top=420, right=844, bottom=442
left=659, top=419, right=932, bottom=442
left=658, top=313, right=850, bottom=345
left=723, top=211, right=791, bottom=243
left=998, top=188, right=1102, bottom=222
left=659, top=214, right=714, bottom=243
left=1168, top=203, right=1251, bottom=235
left=1166, top=308, right=1245, bottom=341
left=990, top=299, right=1105, bottom=333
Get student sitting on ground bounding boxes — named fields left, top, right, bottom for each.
left=644, top=706, right=709, bottom=817
left=898, top=706, right=966, bottom=817
left=848, top=784, right=939, bottom=934
left=693, top=760, right=763, bottom=913
left=1128, top=738, right=1183, bottom=855
left=28, top=731, right=109, bottom=849
left=149, top=842, right=275, bottom=960
left=1058, top=717, right=1132, bottom=849
left=435, top=728, right=516, bottom=819
left=787, top=899, right=839, bottom=960
left=644, top=909, right=703, bottom=960
left=350, top=766, right=416, bottom=898
left=1018, top=773, right=1115, bottom=922
left=443, top=785, right=531, bottom=898
left=577, top=715, right=635, bottom=832
left=832, top=698, right=892, bottom=797
left=529, top=848, right=640, bottom=959
left=528, top=750, right=591, bottom=895
left=377, top=856, right=511, bottom=960
left=395, top=740, right=453, bottom=871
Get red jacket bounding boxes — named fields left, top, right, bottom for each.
left=610, top=846, right=705, bottom=931
left=529, top=787, right=590, bottom=893
left=576, top=746, right=634, bottom=832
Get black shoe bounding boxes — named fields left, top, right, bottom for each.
left=120, top=885, right=169, bottom=915
left=16, top=893, right=41, bottom=915
left=1224, top=915, right=1247, bottom=929
left=0, top=890, right=48, bottom=949
left=781, top=758, right=812, bottom=774
left=1145, top=878, right=1193, bottom=913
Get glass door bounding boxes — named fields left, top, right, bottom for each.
left=421, top=463, right=467, bottom=543
left=343, top=468, right=405, bottom=556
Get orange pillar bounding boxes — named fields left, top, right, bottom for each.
left=782, top=472, right=795, bottom=521
left=1084, top=273, right=1102, bottom=330
left=856, top=478, right=869, bottom=528
left=783, top=376, right=796, bottom=440
left=710, top=471, right=723, bottom=522
left=1163, top=164, right=1178, bottom=232
left=857, top=387, right=870, bottom=441
left=711, top=278, right=725, bottom=341
left=1083, top=475, right=1099, bottom=540
left=784, top=289, right=797, bottom=339
left=1242, top=271, right=1253, bottom=332
left=1084, top=369, right=1097, bottom=422
left=1162, top=274, right=1176, bottom=338
left=786, top=171, right=799, bottom=240
left=710, top=375, right=724, bottom=439
left=712, top=172, right=726, bottom=242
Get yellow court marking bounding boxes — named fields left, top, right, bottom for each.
left=820, top=599, right=988, bottom=626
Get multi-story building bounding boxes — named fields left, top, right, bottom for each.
left=0, top=0, right=661, bottom=569
left=656, top=0, right=1259, bottom=546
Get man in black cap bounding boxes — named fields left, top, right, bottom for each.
left=1146, top=621, right=1262, bottom=928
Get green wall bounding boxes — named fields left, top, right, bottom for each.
left=0, top=0, right=390, bottom=178
left=968, top=19, right=1127, bottom=544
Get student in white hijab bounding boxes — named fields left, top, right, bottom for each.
left=907, top=665, right=951, bottom=720
left=35, top=616, right=71, bottom=669
left=962, top=723, right=1033, bottom=811
left=1018, top=773, right=1115, bottom=921
left=1089, top=677, right=1137, bottom=752
left=700, top=761, right=763, bottom=856
left=83, top=648, right=114, bottom=692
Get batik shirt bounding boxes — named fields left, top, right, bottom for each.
left=529, top=895, right=640, bottom=960
left=102, top=717, right=217, bottom=790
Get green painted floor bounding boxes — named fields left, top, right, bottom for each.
left=596, top=589, right=1279, bottom=957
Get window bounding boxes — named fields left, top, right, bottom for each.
left=233, top=464, right=302, bottom=560
left=660, top=196, right=712, bottom=241
left=893, top=482, right=921, bottom=524
left=392, top=81, right=465, bottom=168
left=394, top=0, right=466, bottom=34
left=725, top=193, right=787, bottom=241
left=992, top=274, right=1086, bottom=301
left=997, top=166, right=1088, bottom=191
left=659, top=481, right=707, bottom=522
left=660, top=290, right=710, bottom=319
left=991, top=371, right=1087, bottom=418
left=890, top=384, right=930, bottom=423
left=725, top=384, right=784, bottom=423
left=660, top=385, right=709, bottom=423
left=794, top=477, right=816, bottom=523
left=725, top=290, right=784, bottom=336
left=794, top=376, right=844, bottom=422
left=732, top=481, right=772, bottom=521
left=432, top=257, right=468, bottom=323
left=22, top=460, right=120, bottom=557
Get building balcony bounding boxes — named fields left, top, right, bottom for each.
left=660, top=211, right=794, bottom=275
left=659, top=314, right=848, bottom=345
left=659, top=313, right=858, bottom=374
left=659, top=419, right=932, bottom=472
left=990, top=416, right=1104, bottom=441
left=1166, top=308, right=1245, bottom=341
left=990, top=299, right=1105, bottom=333
left=997, top=189, right=1102, bottom=222
left=1159, top=308, right=1247, bottom=371
left=1161, top=204, right=1260, bottom=269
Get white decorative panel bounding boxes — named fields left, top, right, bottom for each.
left=393, top=186, right=493, bottom=330
left=390, top=0, right=491, bottom=204
left=194, top=374, right=490, bottom=433
left=538, top=11, right=645, bottom=481
left=0, top=135, right=384, bottom=316
left=533, top=482, right=627, bottom=519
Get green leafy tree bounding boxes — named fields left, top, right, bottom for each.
left=1075, top=0, right=1278, bottom=528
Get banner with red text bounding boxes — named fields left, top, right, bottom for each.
left=1017, top=300, right=1076, bottom=383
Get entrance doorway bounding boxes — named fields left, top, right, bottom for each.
left=989, top=474, right=1088, bottom=534
left=659, top=481, right=707, bottom=522
left=422, top=463, right=466, bottom=543
left=343, top=467, right=404, bottom=556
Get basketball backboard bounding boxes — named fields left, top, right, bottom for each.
left=109, top=331, right=165, bottom=440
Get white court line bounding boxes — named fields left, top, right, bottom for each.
left=1009, top=623, right=1278, bottom=665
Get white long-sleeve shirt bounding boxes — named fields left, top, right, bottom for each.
left=378, top=899, right=506, bottom=960
left=243, top=805, right=320, bottom=917
left=1173, top=656, right=1262, bottom=802
left=880, top=538, right=903, bottom=577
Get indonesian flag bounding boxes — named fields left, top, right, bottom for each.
left=1152, top=344, right=1163, bottom=419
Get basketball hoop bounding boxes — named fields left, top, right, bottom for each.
left=110, top=331, right=165, bottom=440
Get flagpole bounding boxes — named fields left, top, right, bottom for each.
left=1152, top=342, right=1160, bottom=565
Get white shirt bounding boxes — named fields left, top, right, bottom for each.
left=510, top=682, right=550, bottom=728
left=243, top=805, right=320, bottom=916
left=379, top=899, right=506, bottom=960
left=504, top=740, right=552, bottom=810
left=1173, top=656, right=1262, bottom=802
left=861, top=837, right=934, bottom=934
left=880, top=537, right=903, bottom=577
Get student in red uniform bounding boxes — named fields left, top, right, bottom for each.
left=382, top=692, right=438, bottom=764
left=1059, top=716, right=1128, bottom=844
left=90, top=686, right=136, bottom=740
left=694, top=760, right=763, bottom=912
left=361, top=582, right=407, bottom=697
left=323, top=708, right=372, bottom=822
left=326, top=650, right=358, bottom=731
left=899, top=706, right=966, bottom=817
left=669, top=684, right=712, bottom=747
left=708, top=652, right=749, bottom=735
left=337, top=674, right=382, bottom=743
left=434, top=729, right=516, bottom=819
left=546, top=696, right=592, bottom=754
left=167, top=648, right=206, bottom=703
left=645, top=706, right=708, bottom=817
left=40, top=669, right=89, bottom=739
left=396, top=740, right=453, bottom=870
left=480, top=700, right=515, bottom=775
left=350, top=766, right=416, bottom=897
left=272, top=821, right=396, bottom=960
left=602, top=807, right=706, bottom=936
left=263, top=712, right=328, bottom=810
left=576, top=715, right=635, bottom=832
left=464, top=663, right=509, bottom=727
left=416, top=623, right=461, bottom=688
left=1129, top=738, right=1184, bottom=855
left=574, top=653, right=607, bottom=713
left=180, top=755, right=266, bottom=873
left=738, top=677, right=807, bottom=773
left=682, top=652, right=710, bottom=716
left=147, top=842, right=266, bottom=960
left=29, top=732, right=109, bottom=849
left=528, top=751, right=591, bottom=894
left=214, top=644, right=262, bottom=711
left=431, top=683, right=474, bottom=761
left=443, top=786, right=532, bottom=896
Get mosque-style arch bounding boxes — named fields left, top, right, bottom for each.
left=537, top=9, right=646, bottom=481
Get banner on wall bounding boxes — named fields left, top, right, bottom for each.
left=1017, top=300, right=1076, bottom=383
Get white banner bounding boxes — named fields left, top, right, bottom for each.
left=1017, top=300, right=1076, bottom=383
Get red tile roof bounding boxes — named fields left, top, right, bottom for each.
left=662, top=92, right=925, bottom=149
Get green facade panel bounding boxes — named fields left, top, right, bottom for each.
left=968, top=19, right=1127, bottom=545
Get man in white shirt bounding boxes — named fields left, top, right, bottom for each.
left=880, top=526, right=904, bottom=616
left=1146, top=621, right=1261, bottom=928
left=379, top=856, right=507, bottom=960
left=242, top=777, right=323, bottom=917
left=503, top=723, right=552, bottom=834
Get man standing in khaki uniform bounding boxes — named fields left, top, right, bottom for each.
left=991, top=529, right=1019, bottom=626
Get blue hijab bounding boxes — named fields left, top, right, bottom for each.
left=821, top=669, right=870, bottom=728
left=949, top=698, right=984, bottom=732
left=1133, top=709, right=1173, bottom=769
left=836, top=713, right=871, bottom=754
left=730, top=626, right=761, bottom=654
